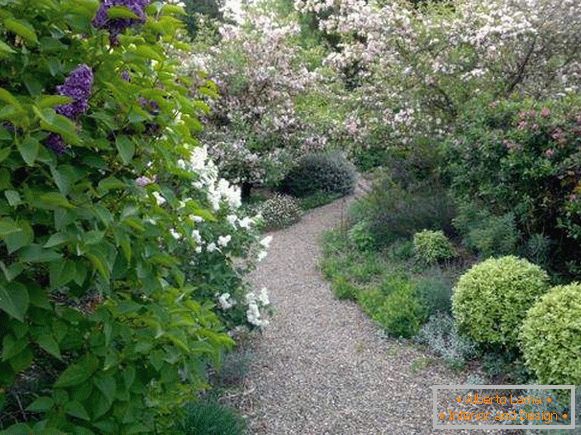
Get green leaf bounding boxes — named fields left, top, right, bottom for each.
left=0, top=88, right=22, bottom=109
left=4, top=18, right=38, bottom=44
left=97, top=176, right=126, bottom=192
left=44, top=232, right=70, bottom=248
left=115, top=135, right=135, bottom=164
left=54, top=356, right=98, bottom=388
left=0, top=261, right=24, bottom=282
left=19, top=245, right=62, bottom=263
left=36, top=335, right=61, bottom=359
left=4, top=190, right=21, bottom=206
left=0, top=219, right=21, bottom=238
left=37, top=95, right=72, bottom=109
left=33, top=107, right=80, bottom=145
left=39, top=192, right=74, bottom=209
left=0, top=283, right=29, bottom=321
left=17, top=137, right=40, bottom=166
left=64, top=401, right=90, bottom=421
left=4, top=221, right=33, bottom=254
left=134, top=45, right=163, bottom=62
left=107, top=5, right=140, bottom=19
left=94, top=376, right=116, bottom=403
left=26, top=396, right=54, bottom=412
left=0, top=40, right=16, bottom=56
left=0, top=147, right=11, bottom=163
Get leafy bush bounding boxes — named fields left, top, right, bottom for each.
left=452, top=256, right=549, bottom=347
left=413, top=230, right=456, bottom=264
left=414, top=268, right=454, bottom=316
left=280, top=152, right=356, bottom=198
left=444, top=97, right=581, bottom=277
left=520, top=283, right=581, bottom=386
left=416, top=314, right=477, bottom=369
left=258, top=194, right=302, bottom=230
left=0, top=1, right=264, bottom=432
left=331, top=276, right=359, bottom=300
left=348, top=221, right=375, bottom=251
left=299, top=191, right=342, bottom=211
left=175, top=402, right=246, bottom=435
left=453, top=205, right=520, bottom=258
left=361, top=176, right=456, bottom=248
left=358, top=276, right=426, bottom=338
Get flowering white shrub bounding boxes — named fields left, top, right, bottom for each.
left=182, top=6, right=341, bottom=190
left=296, top=0, right=581, bottom=149
left=259, top=194, right=303, bottom=230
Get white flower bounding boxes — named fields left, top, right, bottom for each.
left=218, top=235, right=232, bottom=247
left=191, top=230, right=202, bottom=244
left=170, top=228, right=181, bottom=240
left=218, top=293, right=236, bottom=310
left=258, top=287, right=270, bottom=305
left=257, top=250, right=267, bottom=262
left=152, top=191, right=166, bottom=206
left=190, top=215, right=204, bottom=223
left=245, top=292, right=256, bottom=304
left=260, top=235, right=273, bottom=248
left=226, top=215, right=238, bottom=226
left=195, top=246, right=202, bottom=254
left=207, top=242, right=218, bottom=252
left=238, top=216, right=253, bottom=229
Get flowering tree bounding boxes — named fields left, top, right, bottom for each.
left=295, top=0, right=581, bottom=151
left=184, top=4, right=340, bottom=194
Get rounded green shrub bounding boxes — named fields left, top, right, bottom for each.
left=259, top=194, right=302, bottom=230
left=348, top=221, right=374, bottom=251
left=452, top=256, right=549, bottom=347
left=413, top=230, right=456, bottom=264
left=176, top=402, right=246, bottom=435
left=280, top=152, right=356, bottom=198
left=520, top=283, right=581, bottom=385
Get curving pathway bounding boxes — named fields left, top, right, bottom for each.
left=235, top=193, right=493, bottom=434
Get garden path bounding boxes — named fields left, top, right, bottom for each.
left=234, top=186, right=483, bottom=434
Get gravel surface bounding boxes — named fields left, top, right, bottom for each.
left=234, top=193, right=510, bottom=435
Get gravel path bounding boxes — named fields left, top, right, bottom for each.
left=235, top=195, right=495, bottom=434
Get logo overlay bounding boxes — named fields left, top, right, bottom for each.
left=432, top=385, right=576, bottom=430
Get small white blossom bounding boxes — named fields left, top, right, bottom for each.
left=218, top=234, right=232, bottom=247
left=218, top=293, right=236, bottom=310
left=258, top=287, right=270, bottom=305
left=152, top=191, right=166, bottom=206
left=170, top=229, right=181, bottom=240
left=207, top=242, right=218, bottom=252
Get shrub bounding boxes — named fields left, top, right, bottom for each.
left=176, top=402, right=246, bottom=435
left=358, top=276, right=426, bottom=338
left=258, top=194, right=302, bottom=230
left=280, top=152, right=356, bottom=198
left=444, top=97, right=581, bottom=278
left=414, top=268, right=454, bottom=315
left=362, top=176, right=456, bottom=248
left=413, top=230, right=456, bottom=264
left=416, top=314, right=477, bottom=369
left=348, top=221, right=375, bottom=251
left=452, top=256, right=549, bottom=347
left=331, top=276, right=359, bottom=300
left=520, top=283, right=581, bottom=386
left=453, top=205, right=520, bottom=258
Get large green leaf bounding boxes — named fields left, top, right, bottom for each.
left=64, top=401, right=90, bottom=421
left=39, top=192, right=74, bottom=209
left=54, top=355, right=98, bottom=388
left=0, top=283, right=29, bottom=321
left=4, top=18, right=38, bottom=44
left=26, top=397, right=54, bottom=412
left=4, top=221, right=33, bottom=254
left=19, top=245, right=62, bottom=263
left=0, top=219, right=21, bottom=238
left=115, top=135, right=135, bottom=164
left=107, top=6, right=139, bottom=19
left=17, top=137, right=40, bottom=166
left=36, top=334, right=62, bottom=359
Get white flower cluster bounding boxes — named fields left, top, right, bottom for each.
left=245, top=287, right=270, bottom=327
left=178, top=145, right=242, bottom=211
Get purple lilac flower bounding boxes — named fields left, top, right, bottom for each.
left=93, top=0, right=150, bottom=43
left=45, top=134, right=67, bottom=155
left=121, top=70, right=132, bottom=81
left=138, top=97, right=160, bottom=116
left=135, top=175, right=156, bottom=186
left=55, top=64, right=94, bottom=120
